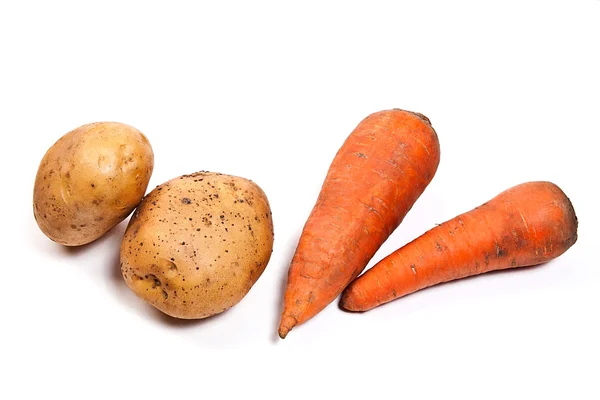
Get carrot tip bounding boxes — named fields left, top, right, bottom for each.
left=392, top=108, right=432, bottom=126
left=278, top=327, right=290, bottom=339
left=339, top=288, right=368, bottom=312
left=339, top=292, right=357, bottom=312
left=278, top=315, right=297, bottom=339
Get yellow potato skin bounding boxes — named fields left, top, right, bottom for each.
left=33, top=122, right=154, bottom=246
left=120, top=172, right=274, bottom=319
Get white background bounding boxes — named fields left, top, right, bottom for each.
left=1, top=1, right=598, bottom=399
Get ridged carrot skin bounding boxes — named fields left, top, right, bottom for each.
left=340, top=181, right=578, bottom=312
left=278, top=109, right=441, bottom=338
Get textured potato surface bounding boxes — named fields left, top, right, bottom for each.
left=33, top=122, right=154, bottom=246
left=120, top=172, right=274, bottom=319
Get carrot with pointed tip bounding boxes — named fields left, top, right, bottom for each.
left=340, top=181, right=578, bottom=312
left=278, top=109, right=441, bottom=338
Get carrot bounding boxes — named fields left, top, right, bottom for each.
left=340, top=181, right=578, bottom=312
left=278, top=109, right=441, bottom=338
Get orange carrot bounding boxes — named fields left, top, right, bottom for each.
left=340, top=181, right=578, bottom=312
left=278, top=109, right=441, bottom=338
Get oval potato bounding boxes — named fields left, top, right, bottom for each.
left=33, top=122, right=154, bottom=246
left=120, top=172, right=274, bottom=319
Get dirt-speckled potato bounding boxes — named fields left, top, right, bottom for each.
left=33, top=122, right=154, bottom=246
left=120, top=171, right=274, bottom=319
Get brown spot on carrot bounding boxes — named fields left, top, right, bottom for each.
left=495, top=243, right=505, bottom=258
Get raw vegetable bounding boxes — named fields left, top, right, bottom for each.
left=341, top=181, right=578, bottom=312
left=121, top=172, right=274, bottom=319
left=278, top=109, right=440, bottom=338
left=33, top=122, right=154, bottom=246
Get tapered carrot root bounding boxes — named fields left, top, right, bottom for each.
left=340, top=181, right=578, bottom=312
left=278, top=109, right=441, bottom=338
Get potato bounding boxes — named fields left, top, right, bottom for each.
left=120, top=172, right=274, bottom=319
left=33, top=122, right=154, bottom=246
